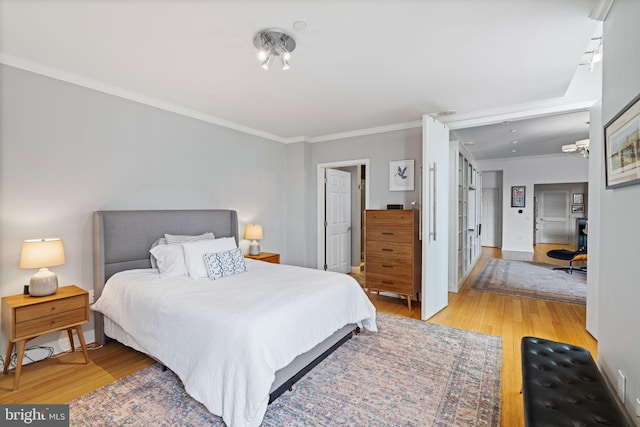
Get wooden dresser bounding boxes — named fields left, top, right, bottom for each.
left=364, top=210, right=421, bottom=310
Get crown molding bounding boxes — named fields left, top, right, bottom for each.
left=292, top=120, right=423, bottom=144
left=0, top=53, right=287, bottom=144
left=589, top=0, right=614, bottom=21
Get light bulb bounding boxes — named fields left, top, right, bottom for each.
left=257, top=50, right=268, bottom=61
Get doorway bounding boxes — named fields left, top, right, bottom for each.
left=317, top=159, right=370, bottom=271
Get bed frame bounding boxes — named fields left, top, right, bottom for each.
left=92, top=209, right=355, bottom=401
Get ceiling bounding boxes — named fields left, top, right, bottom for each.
left=0, top=0, right=603, bottom=159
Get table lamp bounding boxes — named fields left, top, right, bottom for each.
left=244, top=224, right=263, bottom=256
left=19, top=238, right=66, bottom=296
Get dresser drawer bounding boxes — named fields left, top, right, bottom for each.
left=15, top=308, right=88, bottom=339
left=365, top=225, right=413, bottom=243
left=15, top=295, right=86, bottom=323
left=366, top=210, right=415, bottom=225
left=366, top=274, right=413, bottom=294
left=366, top=241, right=413, bottom=259
left=365, top=256, right=412, bottom=278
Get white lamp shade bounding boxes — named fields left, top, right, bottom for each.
left=244, top=224, right=263, bottom=241
left=20, top=238, right=65, bottom=296
left=20, top=238, right=66, bottom=269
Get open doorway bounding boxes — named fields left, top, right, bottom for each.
left=534, top=182, right=588, bottom=245
left=316, top=159, right=370, bottom=272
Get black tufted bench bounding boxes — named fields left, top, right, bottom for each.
left=521, top=337, right=631, bottom=427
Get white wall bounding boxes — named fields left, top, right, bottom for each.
left=597, top=0, right=640, bottom=420
left=0, top=65, right=287, bottom=354
left=477, top=155, right=588, bottom=252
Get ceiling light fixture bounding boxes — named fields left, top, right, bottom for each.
left=562, top=139, right=590, bottom=157
left=253, top=29, right=296, bottom=71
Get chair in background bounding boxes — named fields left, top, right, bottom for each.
left=546, top=249, right=587, bottom=274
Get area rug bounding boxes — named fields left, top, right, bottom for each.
left=471, top=258, right=586, bottom=305
left=69, top=313, right=501, bottom=426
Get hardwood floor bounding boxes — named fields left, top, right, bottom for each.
left=369, top=243, right=595, bottom=427
left=1, top=244, right=594, bottom=427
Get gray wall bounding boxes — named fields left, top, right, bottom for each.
left=597, top=0, right=640, bottom=419
left=0, top=65, right=287, bottom=351
left=292, top=127, right=422, bottom=268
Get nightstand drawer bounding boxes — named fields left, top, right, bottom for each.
left=15, top=308, right=87, bottom=339
left=15, top=295, right=86, bottom=323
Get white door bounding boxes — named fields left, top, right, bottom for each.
left=538, top=191, right=570, bottom=244
left=481, top=188, right=500, bottom=247
left=422, top=116, right=449, bottom=320
left=325, top=168, right=351, bottom=273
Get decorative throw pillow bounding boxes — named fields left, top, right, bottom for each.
left=204, top=248, right=247, bottom=280
left=149, top=244, right=188, bottom=278
left=182, top=237, right=237, bottom=279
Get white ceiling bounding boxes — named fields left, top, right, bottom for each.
left=0, top=0, right=602, bottom=159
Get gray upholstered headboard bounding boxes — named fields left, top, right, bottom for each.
left=92, top=209, right=238, bottom=344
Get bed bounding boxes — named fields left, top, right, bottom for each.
left=91, top=209, right=377, bottom=427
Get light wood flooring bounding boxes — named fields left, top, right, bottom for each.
left=0, top=244, right=595, bottom=427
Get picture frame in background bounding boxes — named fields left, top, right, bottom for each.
left=389, top=159, right=415, bottom=191
left=604, top=92, right=640, bottom=189
left=511, top=185, right=526, bottom=208
left=571, top=204, right=585, bottom=214
left=573, top=193, right=584, bottom=204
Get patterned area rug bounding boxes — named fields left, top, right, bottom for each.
left=69, top=313, right=501, bottom=426
left=471, top=258, right=586, bottom=305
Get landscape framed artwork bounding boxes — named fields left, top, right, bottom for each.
left=604, top=92, right=640, bottom=189
left=571, top=204, right=585, bottom=214
left=511, top=186, right=525, bottom=208
left=389, top=159, right=415, bottom=191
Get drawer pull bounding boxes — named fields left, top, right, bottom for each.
left=382, top=248, right=394, bottom=252
left=381, top=232, right=394, bottom=235
left=382, top=265, right=393, bottom=268
left=382, top=280, right=394, bottom=284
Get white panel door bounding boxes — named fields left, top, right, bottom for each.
left=325, top=168, right=351, bottom=273
left=422, top=116, right=449, bottom=320
left=538, top=191, right=570, bottom=244
left=481, top=188, right=499, bottom=247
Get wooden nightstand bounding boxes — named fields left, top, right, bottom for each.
left=245, top=252, right=280, bottom=264
left=2, top=285, right=90, bottom=390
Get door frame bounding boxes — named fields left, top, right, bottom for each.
left=317, top=159, right=370, bottom=270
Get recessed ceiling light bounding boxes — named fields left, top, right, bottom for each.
left=293, top=21, right=307, bottom=30
left=512, top=140, right=518, bottom=144
left=511, top=129, right=518, bottom=133
left=463, top=141, right=475, bottom=145
left=512, top=149, right=517, bottom=153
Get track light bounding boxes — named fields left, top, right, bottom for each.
left=253, top=29, right=296, bottom=71
left=562, top=139, right=590, bottom=157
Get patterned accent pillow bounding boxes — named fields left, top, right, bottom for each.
left=203, top=248, right=247, bottom=280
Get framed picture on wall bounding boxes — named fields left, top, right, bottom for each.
left=389, top=159, right=415, bottom=191
left=604, top=92, right=640, bottom=189
left=573, top=193, right=584, bottom=204
left=511, top=185, right=525, bottom=208
left=571, top=204, right=585, bottom=213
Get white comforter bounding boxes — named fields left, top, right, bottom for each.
left=92, top=259, right=377, bottom=427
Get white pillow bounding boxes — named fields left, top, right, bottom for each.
left=149, top=237, right=167, bottom=269
left=182, top=237, right=237, bottom=279
left=164, top=232, right=215, bottom=245
left=149, top=244, right=188, bottom=278
left=204, top=248, right=247, bottom=280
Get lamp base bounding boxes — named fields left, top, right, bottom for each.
left=29, top=268, right=58, bottom=297
left=249, top=241, right=261, bottom=256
